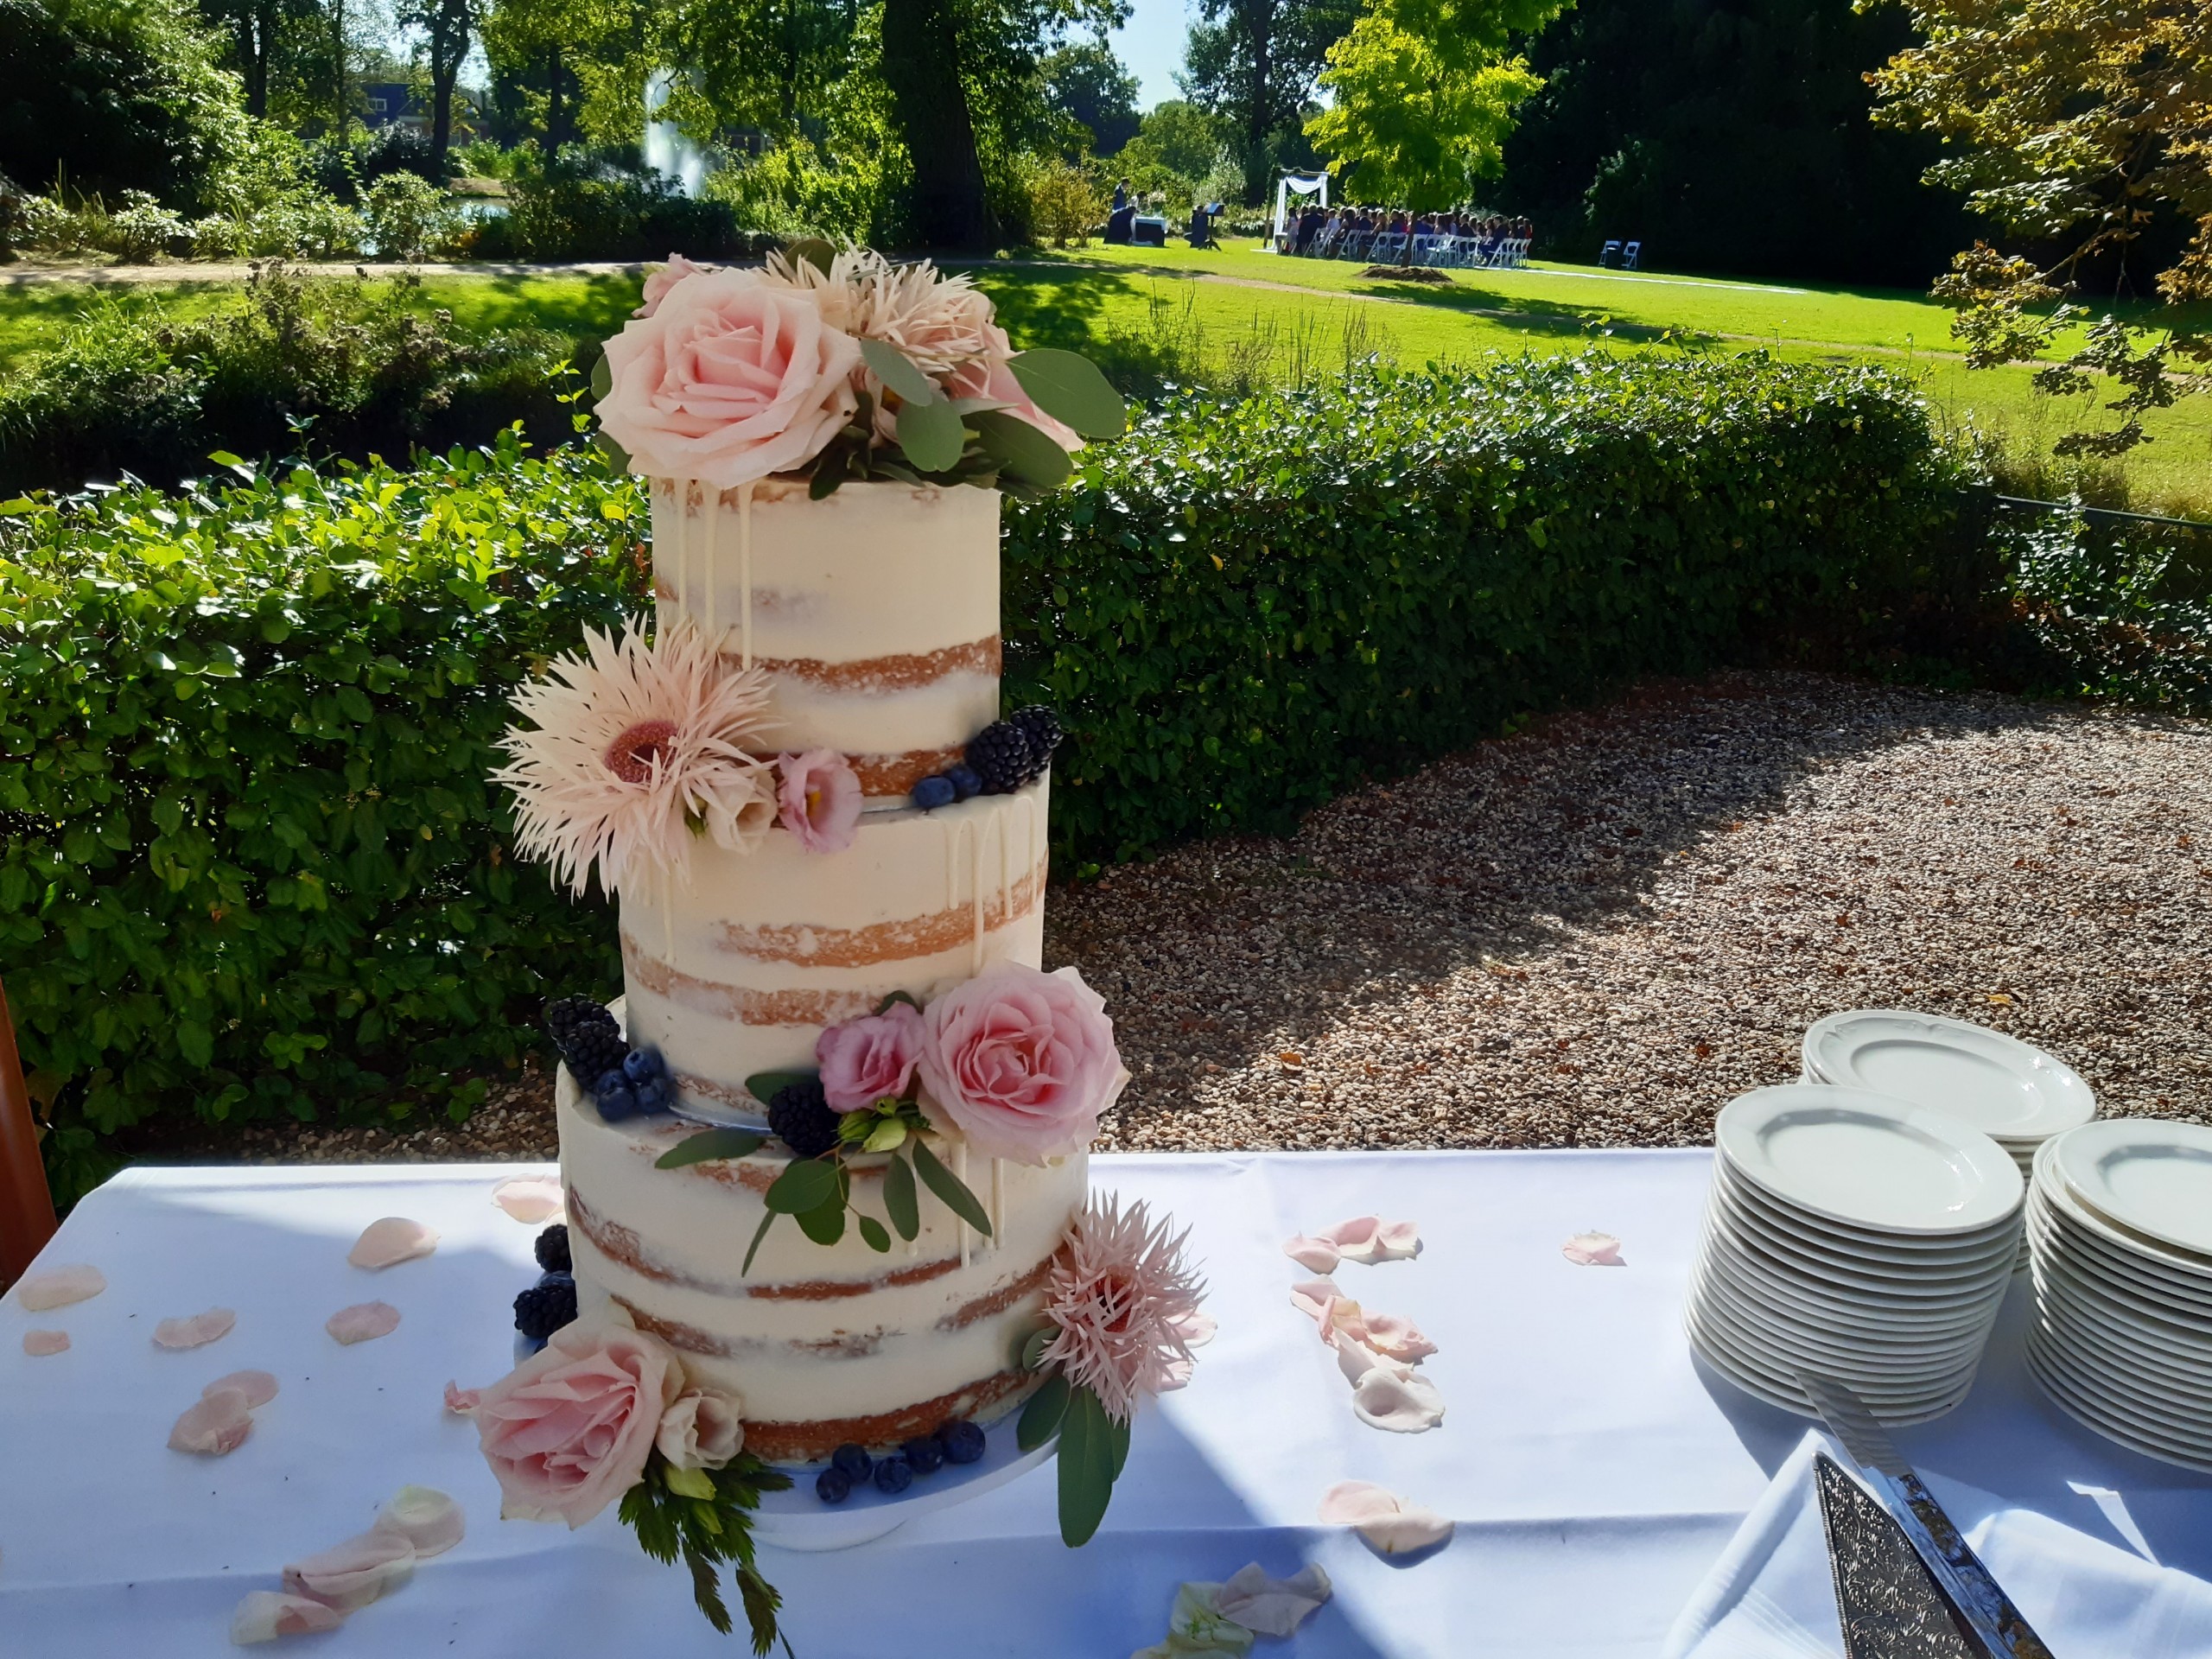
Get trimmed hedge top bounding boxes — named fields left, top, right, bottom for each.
left=2, top=351, right=1976, bottom=1197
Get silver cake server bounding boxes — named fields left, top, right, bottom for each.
left=1799, top=1373, right=2056, bottom=1659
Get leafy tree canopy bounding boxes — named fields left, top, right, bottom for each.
left=1041, top=37, right=1141, bottom=157
left=1181, top=0, right=1355, bottom=200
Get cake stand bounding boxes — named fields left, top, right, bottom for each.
left=750, top=1418, right=1058, bottom=1551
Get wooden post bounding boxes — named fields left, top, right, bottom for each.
left=0, top=979, right=58, bottom=1283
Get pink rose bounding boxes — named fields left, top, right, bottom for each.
left=917, top=963, right=1124, bottom=1164
left=474, top=1319, right=679, bottom=1528
left=633, top=252, right=715, bottom=319
left=597, top=270, right=861, bottom=488
left=778, top=749, right=861, bottom=854
left=817, top=1001, right=925, bottom=1110
left=944, top=323, right=1084, bottom=454
left=656, top=1388, right=744, bottom=1469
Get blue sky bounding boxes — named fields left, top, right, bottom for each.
left=1108, top=0, right=1192, bottom=109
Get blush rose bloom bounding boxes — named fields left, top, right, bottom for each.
left=943, top=323, right=1084, bottom=454
left=633, top=252, right=715, bottom=320
left=474, top=1319, right=680, bottom=1527
left=817, top=1001, right=925, bottom=1110
left=917, top=963, right=1125, bottom=1165
left=777, top=748, right=862, bottom=854
left=597, top=270, right=862, bottom=488
left=656, top=1388, right=744, bottom=1470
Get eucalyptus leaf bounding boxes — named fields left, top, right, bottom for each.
left=910, top=1137, right=993, bottom=1236
left=1007, top=348, right=1127, bottom=438
left=1056, top=1384, right=1120, bottom=1547
left=744, top=1068, right=816, bottom=1108
left=655, top=1128, right=766, bottom=1169
left=741, top=1211, right=777, bottom=1275
left=1018, top=1370, right=1071, bottom=1452
left=971, top=410, right=1072, bottom=489
left=591, top=429, right=631, bottom=470
left=795, top=1194, right=847, bottom=1246
left=859, top=337, right=939, bottom=406
left=874, top=989, right=923, bottom=1015
left=1020, top=1324, right=1056, bottom=1372
left=882, top=1149, right=920, bottom=1241
left=785, top=237, right=835, bottom=276
left=897, top=396, right=969, bottom=475
left=764, top=1158, right=839, bottom=1215
left=589, top=353, right=613, bottom=403
left=856, top=1214, right=891, bottom=1253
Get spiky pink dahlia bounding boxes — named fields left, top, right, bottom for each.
left=493, top=618, right=778, bottom=896
left=1037, top=1196, right=1206, bottom=1424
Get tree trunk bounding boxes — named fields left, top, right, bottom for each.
left=432, top=65, right=456, bottom=171
left=331, top=0, right=347, bottom=137
left=544, top=48, right=566, bottom=149
left=879, top=0, right=992, bottom=249
left=1243, top=0, right=1273, bottom=204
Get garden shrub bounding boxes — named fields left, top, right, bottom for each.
left=2002, top=505, right=2212, bottom=712
left=486, top=147, right=747, bottom=261
left=2, top=349, right=1992, bottom=1192
left=0, top=264, right=575, bottom=493
left=361, top=173, right=467, bottom=261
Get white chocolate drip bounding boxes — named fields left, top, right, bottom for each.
left=699, top=483, right=719, bottom=647
left=737, top=481, right=754, bottom=671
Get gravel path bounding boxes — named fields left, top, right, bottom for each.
left=178, top=670, right=2212, bottom=1166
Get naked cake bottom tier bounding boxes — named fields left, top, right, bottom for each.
left=556, top=1071, right=1086, bottom=1462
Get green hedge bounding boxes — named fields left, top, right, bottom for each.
left=3, top=351, right=1981, bottom=1198
left=1004, top=353, right=1981, bottom=862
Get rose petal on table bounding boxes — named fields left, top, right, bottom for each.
left=1332, top=1332, right=1411, bottom=1388
left=1562, top=1230, right=1624, bottom=1266
left=169, top=1387, right=255, bottom=1455
left=13, top=1264, right=105, bottom=1311
left=1170, top=1309, right=1217, bottom=1348
left=347, top=1217, right=439, bottom=1270
left=1283, top=1235, right=1341, bottom=1273
left=230, top=1590, right=347, bottom=1643
left=443, top=1380, right=481, bottom=1415
left=372, top=1485, right=465, bottom=1559
left=491, top=1176, right=564, bottom=1225
left=282, top=1529, right=416, bottom=1611
left=205, top=1370, right=280, bottom=1408
left=1213, top=1561, right=1333, bottom=1636
left=154, top=1307, right=237, bottom=1350
left=1359, top=1498, right=1454, bottom=1554
left=1288, top=1277, right=1341, bottom=1322
left=1131, top=1582, right=1255, bottom=1659
left=1317, top=1480, right=1405, bottom=1526
left=1351, top=1366, right=1446, bottom=1433
left=1372, top=1218, right=1421, bottom=1259
left=22, top=1329, right=70, bottom=1357
left=1359, top=1310, right=1438, bottom=1363
left=1316, top=1215, right=1421, bottom=1264
left=326, top=1301, right=401, bottom=1344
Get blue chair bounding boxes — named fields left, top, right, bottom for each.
left=1599, top=239, right=1621, bottom=268
left=1623, top=241, right=1641, bottom=270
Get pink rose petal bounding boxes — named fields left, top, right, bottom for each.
left=154, top=1307, right=237, bottom=1350
left=169, top=1387, right=255, bottom=1455
left=1334, top=1334, right=1405, bottom=1387
left=1351, top=1366, right=1446, bottom=1433
left=283, top=1529, right=416, bottom=1611
left=1170, top=1309, right=1217, bottom=1348
left=1284, top=1235, right=1341, bottom=1273
left=205, top=1370, right=280, bottom=1408
left=22, top=1328, right=70, bottom=1356
left=231, top=1590, right=347, bottom=1643
left=372, top=1486, right=465, bottom=1559
left=1212, top=1562, right=1333, bottom=1637
left=1359, top=1310, right=1438, bottom=1363
left=1563, top=1230, right=1624, bottom=1267
left=14, top=1263, right=105, bottom=1311
left=1317, top=1479, right=1405, bottom=1526
left=1374, top=1219, right=1421, bottom=1258
left=1316, top=1295, right=1370, bottom=1348
left=492, top=1176, right=564, bottom=1225
left=1319, top=1215, right=1421, bottom=1264
left=348, top=1217, right=439, bottom=1270
left=327, top=1301, right=402, bottom=1344
left=444, top=1380, right=481, bottom=1415
left=1289, top=1277, right=1341, bottom=1321
left=1317, top=1481, right=1452, bottom=1552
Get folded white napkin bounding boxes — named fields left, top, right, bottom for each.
left=1662, top=1429, right=2212, bottom=1659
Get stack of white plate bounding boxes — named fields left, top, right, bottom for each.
left=1802, top=1011, right=2094, bottom=1265
left=2024, top=1120, right=2212, bottom=1473
left=1688, top=1085, right=2025, bottom=1424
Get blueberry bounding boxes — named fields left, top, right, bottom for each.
left=902, top=1435, right=944, bottom=1475
left=815, top=1466, right=853, bottom=1504
left=944, top=763, right=982, bottom=801
left=536, top=1269, right=574, bottom=1289
left=911, top=775, right=957, bottom=810
left=938, top=1421, right=986, bottom=1465
left=633, top=1075, right=671, bottom=1113
left=622, top=1046, right=664, bottom=1084
left=873, top=1456, right=913, bottom=1495
left=830, top=1442, right=872, bottom=1481
left=594, top=1073, right=639, bottom=1122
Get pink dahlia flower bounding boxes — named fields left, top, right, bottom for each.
left=917, top=962, right=1125, bottom=1165
left=1038, top=1195, right=1205, bottom=1423
left=776, top=748, right=862, bottom=853
left=817, top=1000, right=925, bottom=1110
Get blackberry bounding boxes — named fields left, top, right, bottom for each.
left=768, top=1078, right=842, bottom=1160
left=963, top=721, right=1034, bottom=796
left=561, top=1024, right=626, bottom=1089
left=1008, top=707, right=1063, bottom=779
left=534, top=1224, right=571, bottom=1274
left=544, top=996, right=618, bottom=1054
left=513, top=1279, right=577, bottom=1340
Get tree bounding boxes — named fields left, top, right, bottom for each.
left=400, top=0, right=479, bottom=169
left=1040, top=36, right=1141, bottom=156
left=1181, top=0, right=1356, bottom=200
left=1118, top=99, right=1224, bottom=180
left=1306, top=3, right=1541, bottom=207
left=880, top=0, right=996, bottom=245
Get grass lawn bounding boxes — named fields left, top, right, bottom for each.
left=5, top=242, right=2208, bottom=514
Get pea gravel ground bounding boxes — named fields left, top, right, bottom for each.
left=193, top=670, right=2212, bottom=1166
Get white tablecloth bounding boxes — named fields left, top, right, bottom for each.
left=3, top=1151, right=2209, bottom=1658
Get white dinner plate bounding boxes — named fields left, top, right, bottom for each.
left=1713, top=1160, right=2023, bottom=1264
left=1688, top=1268, right=1989, bottom=1381
left=2024, top=1339, right=2212, bottom=1472
left=1802, top=1011, right=2095, bottom=1142
left=2031, top=1143, right=2212, bottom=1284
left=1716, top=1086, right=2023, bottom=1234
left=2028, top=1193, right=2212, bottom=1313
left=2030, top=1294, right=2212, bottom=1395
left=2051, top=1119, right=2212, bottom=1260
left=1703, top=1239, right=2002, bottom=1338
left=2024, top=1325, right=2212, bottom=1450
left=1701, top=1219, right=2013, bottom=1325
left=1704, top=1199, right=2018, bottom=1306
left=1693, top=1260, right=1994, bottom=1366
left=2027, top=1248, right=2212, bottom=1359
left=1686, top=1303, right=1977, bottom=1423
